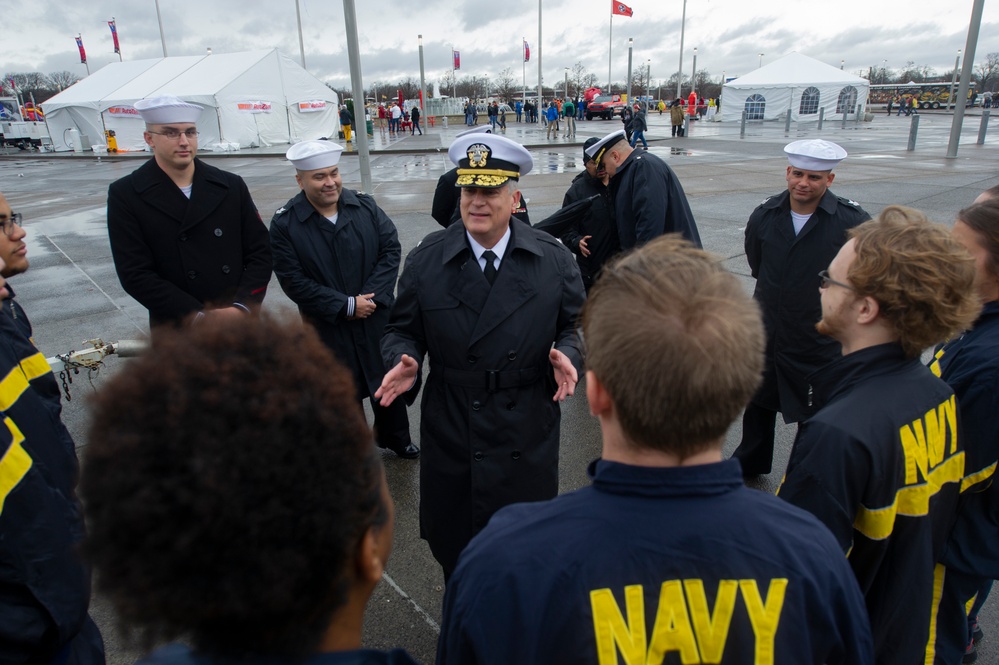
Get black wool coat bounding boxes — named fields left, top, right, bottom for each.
left=107, top=158, right=272, bottom=327
left=270, top=189, right=401, bottom=399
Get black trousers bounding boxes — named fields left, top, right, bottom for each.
left=732, top=401, right=778, bottom=475
left=368, top=395, right=412, bottom=449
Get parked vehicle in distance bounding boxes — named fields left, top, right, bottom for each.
left=586, top=95, right=626, bottom=120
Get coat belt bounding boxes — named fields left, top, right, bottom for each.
left=441, top=365, right=545, bottom=393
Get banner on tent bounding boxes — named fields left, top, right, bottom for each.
left=236, top=102, right=273, bottom=113
left=297, top=100, right=327, bottom=113
left=106, top=106, right=140, bottom=117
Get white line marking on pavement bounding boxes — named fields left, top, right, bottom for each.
left=382, top=572, right=441, bottom=634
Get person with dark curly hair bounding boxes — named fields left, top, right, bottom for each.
left=779, top=206, right=981, bottom=665
left=81, top=317, right=416, bottom=665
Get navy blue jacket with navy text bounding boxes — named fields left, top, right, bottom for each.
left=780, top=343, right=963, bottom=665
left=438, top=459, right=873, bottom=664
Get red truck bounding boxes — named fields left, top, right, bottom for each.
left=586, top=94, right=627, bottom=120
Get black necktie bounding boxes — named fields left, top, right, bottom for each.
left=482, top=250, right=497, bottom=286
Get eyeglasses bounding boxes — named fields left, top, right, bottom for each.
left=148, top=128, right=200, bottom=140
left=0, top=212, right=22, bottom=238
left=818, top=270, right=853, bottom=291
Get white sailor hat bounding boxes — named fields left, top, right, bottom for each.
left=448, top=133, right=532, bottom=188
left=784, top=139, right=847, bottom=171
left=134, top=95, right=203, bottom=124
left=584, top=130, right=628, bottom=166
left=286, top=140, right=344, bottom=171
left=454, top=125, right=492, bottom=138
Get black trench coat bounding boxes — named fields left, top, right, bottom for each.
left=270, top=189, right=401, bottom=398
left=745, top=188, right=869, bottom=422
left=382, top=218, right=585, bottom=572
left=107, top=158, right=272, bottom=327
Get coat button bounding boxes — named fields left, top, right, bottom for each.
left=507, top=350, right=517, bottom=360
left=214, top=228, right=223, bottom=237
left=472, top=400, right=481, bottom=411
left=221, top=265, right=231, bottom=274
left=179, top=233, right=188, bottom=241
left=511, top=450, right=521, bottom=460
left=467, top=354, right=477, bottom=364
left=474, top=452, right=484, bottom=461
left=187, top=270, right=197, bottom=280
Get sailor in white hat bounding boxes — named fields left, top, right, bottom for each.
left=375, top=132, right=584, bottom=578
left=270, top=140, right=419, bottom=459
left=732, top=138, right=869, bottom=477
left=107, top=95, right=272, bottom=327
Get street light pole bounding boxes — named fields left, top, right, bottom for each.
left=676, top=0, right=687, bottom=99
left=948, top=49, right=962, bottom=109
left=691, top=47, right=697, bottom=96
left=419, top=35, right=427, bottom=124
left=626, top=38, right=633, bottom=102
left=342, top=0, right=371, bottom=193
left=758, top=52, right=764, bottom=69
left=564, top=67, right=569, bottom=100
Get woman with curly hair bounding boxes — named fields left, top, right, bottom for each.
left=931, top=199, right=999, bottom=664
left=81, top=317, right=416, bottom=665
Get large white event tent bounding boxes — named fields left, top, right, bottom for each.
left=43, top=49, right=339, bottom=152
left=719, top=52, right=870, bottom=122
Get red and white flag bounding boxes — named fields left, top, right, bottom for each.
left=612, top=1, right=634, bottom=17
left=524, top=40, right=530, bottom=63
left=75, top=35, right=87, bottom=63
left=453, top=50, right=461, bottom=70
left=108, top=20, right=120, bottom=54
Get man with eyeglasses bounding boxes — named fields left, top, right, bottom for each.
left=0, top=192, right=106, bottom=663
left=107, top=95, right=272, bottom=329
left=779, top=208, right=980, bottom=663
left=732, top=140, right=869, bottom=478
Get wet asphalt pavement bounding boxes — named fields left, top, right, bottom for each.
left=2, top=109, right=998, bottom=664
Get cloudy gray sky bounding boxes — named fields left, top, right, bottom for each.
left=3, top=0, right=997, bottom=91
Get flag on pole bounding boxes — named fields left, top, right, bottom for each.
left=108, top=20, right=120, bottom=54
left=453, top=50, right=461, bottom=70
left=76, top=35, right=87, bottom=63
left=611, top=1, right=634, bottom=16
left=524, top=40, right=530, bottom=62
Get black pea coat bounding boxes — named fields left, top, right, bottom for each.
left=107, top=158, right=272, bottom=327
left=382, top=218, right=585, bottom=572
left=610, top=149, right=701, bottom=249
left=560, top=172, right=620, bottom=288
left=745, top=188, right=869, bottom=422
left=270, top=189, right=401, bottom=399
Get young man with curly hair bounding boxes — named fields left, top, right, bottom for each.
left=81, top=317, right=416, bottom=665
left=779, top=206, right=982, bottom=665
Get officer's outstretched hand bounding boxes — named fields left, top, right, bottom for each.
left=550, top=348, right=577, bottom=402
left=375, top=354, right=418, bottom=406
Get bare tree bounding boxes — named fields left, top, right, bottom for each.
left=47, top=70, right=81, bottom=91
left=454, top=76, right=476, bottom=98
left=568, top=61, right=598, bottom=97
left=494, top=67, right=518, bottom=102
left=395, top=76, right=420, bottom=101
left=975, top=52, right=999, bottom=93
left=438, top=70, right=456, bottom=97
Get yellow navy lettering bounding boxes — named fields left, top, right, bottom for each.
left=590, top=578, right=788, bottom=665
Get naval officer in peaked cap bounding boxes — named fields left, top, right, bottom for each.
left=377, top=133, right=585, bottom=579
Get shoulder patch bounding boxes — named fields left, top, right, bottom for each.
left=838, top=196, right=861, bottom=207
left=760, top=196, right=773, bottom=205
left=274, top=207, right=286, bottom=215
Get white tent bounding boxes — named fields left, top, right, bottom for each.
left=719, top=52, right=869, bottom=122
left=43, top=49, right=339, bottom=152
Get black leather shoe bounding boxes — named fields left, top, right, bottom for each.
left=387, top=442, right=420, bottom=459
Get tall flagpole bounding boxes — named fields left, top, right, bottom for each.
left=154, top=0, right=168, bottom=56
left=342, top=0, right=372, bottom=193
left=536, top=0, right=543, bottom=106
left=608, top=5, right=613, bottom=92
left=295, top=0, right=307, bottom=68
